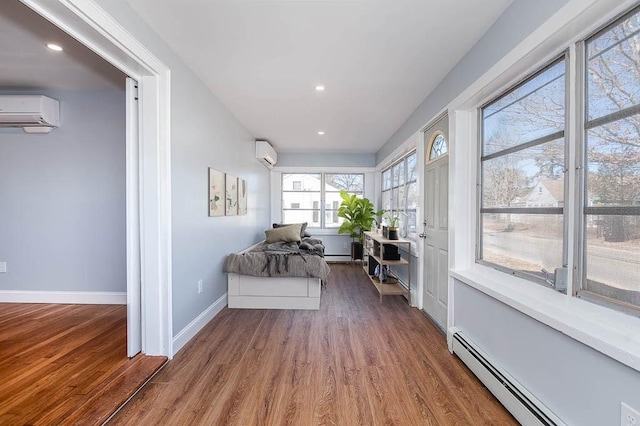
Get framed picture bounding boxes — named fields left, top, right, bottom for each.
left=237, top=178, right=247, bottom=215
left=208, top=168, right=225, bottom=217
left=225, top=173, right=238, bottom=216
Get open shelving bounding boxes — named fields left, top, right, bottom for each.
left=362, top=231, right=411, bottom=304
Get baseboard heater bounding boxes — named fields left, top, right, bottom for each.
left=451, top=331, right=565, bottom=426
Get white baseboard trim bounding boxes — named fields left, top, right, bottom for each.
left=172, top=292, right=228, bottom=355
left=325, top=255, right=352, bottom=262
left=0, top=290, right=127, bottom=304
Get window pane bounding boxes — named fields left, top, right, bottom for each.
left=283, top=192, right=320, bottom=206
left=382, top=190, right=391, bottom=211
left=382, top=170, right=392, bottom=190
left=407, top=182, right=419, bottom=210
left=483, top=60, right=565, bottom=156
left=392, top=187, right=399, bottom=211
left=325, top=211, right=344, bottom=228
left=325, top=173, right=364, bottom=192
left=283, top=210, right=319, bottom=226
left=429, top=134, right=448, bottom=160
left=587, top=9, right=640, bottom=121
left=393, top=162, right=405, bottom=186
left=586, top=120, right=640, bottom=206
left=584, top=10, right=640, bottom=311
left=585, top=214, right=640, bottom=305
left=482, top=140, right=565, bottom=209
left=406, top=210, right=417, bottom=235
left=407, top=153, right=417, bottom=182
left=482, top=213, right=564, bottom=279
left=282, top=173, right=321, bottom=191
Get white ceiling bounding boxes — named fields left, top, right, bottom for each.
left=0, top=1, right=125, bottom=91
left=125, top=0, right=511, bottom=154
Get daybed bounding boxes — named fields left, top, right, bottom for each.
left=223, top=223, right=330, bottom=310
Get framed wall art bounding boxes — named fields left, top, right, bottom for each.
left=237, top=178, right=247, bottom=215
left=208, top=168, right=225, bottom=217
left=225, top=173, right=238, bottom=216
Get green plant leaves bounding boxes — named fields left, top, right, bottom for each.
left=337, top=190, right=384, bottom=243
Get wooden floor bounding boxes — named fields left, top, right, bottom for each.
left=112, top=264, right=516, bottom=425
left=0, top=303, right=166, bottom=425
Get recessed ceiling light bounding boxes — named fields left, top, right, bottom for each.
left=314, top=85, right=325, bottom=92
left=46, top=43, right=63, bottom=52
left=318, top=131, right=325, bottom=135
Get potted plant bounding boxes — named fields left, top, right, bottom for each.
left=337, top=190, right=384, bottom=261
left=385, top=212, right=406, bottom=240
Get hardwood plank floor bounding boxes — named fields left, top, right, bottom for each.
left=112, top=264, right=516, bottom=425
left=0, top=303, right=166, bottom=425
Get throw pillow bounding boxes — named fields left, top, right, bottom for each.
left=265, top=223, right=303, bottom=243
left=273, top=222, right=310, bottom=238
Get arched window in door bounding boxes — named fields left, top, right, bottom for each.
left=428, top=132, right=448, bottom=161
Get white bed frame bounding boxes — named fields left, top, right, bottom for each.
left=227, top=241, right=322, bottom=310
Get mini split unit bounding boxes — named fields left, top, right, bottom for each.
left=0, top=95, right=60, bottom=134
left=255, top=140, right=277, bottom=169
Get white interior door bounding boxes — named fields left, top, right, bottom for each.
left=422, top=115, right=449, bottom=330
left=126, top=77, right=142, bottom=358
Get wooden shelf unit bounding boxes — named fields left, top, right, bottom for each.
left=362, top=231, right=411, bottom=304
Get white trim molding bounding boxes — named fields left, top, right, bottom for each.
left=0, top=290, right=127, bottom=305
left=22, top=0, right=174, bottom=358
left=172, top=293, right=227, bottom=355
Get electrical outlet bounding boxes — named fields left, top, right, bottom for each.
left=622, top=402, right=640, bottom=426
left=0, top=262, right=6, bottom=273
left=197, top=279, right=203, bottom=294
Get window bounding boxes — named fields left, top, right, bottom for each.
left=282, top=173, right=364, bottom=228
left=480, top=58, right=566, bottom=287
left=429, top=134, right=448, bottom=160
left=381, top=151, right=418, bottom=237
left=478, top=5, right=640, bottom=315
left=581, top=7, right=640, bottom=311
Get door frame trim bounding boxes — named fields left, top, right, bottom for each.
left=21, top=0, right=174, bottom=358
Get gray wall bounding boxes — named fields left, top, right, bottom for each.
left=277, top=152, right=376, bottom=168
left=92, top=0, right=271, bottom=335
left=454, top=281, right=640, bottom=425
left=0, top=88, right=126, bottom=293
left=376, top=0, right=569, bottom=163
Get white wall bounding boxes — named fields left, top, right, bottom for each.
left=0, top=88, right=126, bottom=293
left=91, top=0, right=271, bottom=335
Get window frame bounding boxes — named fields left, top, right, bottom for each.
left=576, top=5, right=640, bottom=315
left=281, top=172, right=365, bottom=229
left=477, top=54, right=570, bottom=288
left=472, top=4, right=640, bottom=317
left=381, top=150, right=418, bottom=239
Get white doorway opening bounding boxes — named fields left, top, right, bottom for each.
left=21, top=0, right=173, bottom=357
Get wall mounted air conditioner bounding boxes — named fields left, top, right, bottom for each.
left=0, top=95, right=60, bottom=134
left=256, top=140, right=277, bottom=169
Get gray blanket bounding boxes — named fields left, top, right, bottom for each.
left=223, top=238, right=330, bottom=279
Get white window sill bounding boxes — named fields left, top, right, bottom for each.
left=451, top=264, right=640, bottom=373
left=307, top=228, right=345, bottom=236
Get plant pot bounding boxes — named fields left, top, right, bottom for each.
left=388, top=228, right=399, bottom=240
left=351, top=241, right=364, bottom=260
